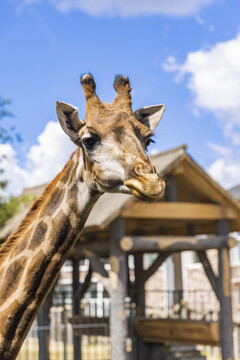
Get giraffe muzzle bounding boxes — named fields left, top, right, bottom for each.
left=124, top=162, right=165, bottom=201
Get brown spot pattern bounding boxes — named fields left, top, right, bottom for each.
left=67, top=184, right=79, bottom=212
left=49, top=210, right=72, bottom=254
left=61, top=160, right=75, bottom=184
left=0, top=257, right=27, bottom=303
left=42, top=188, right=65, bottom=217
left=13, top=228, right=32, bottom=255
left=23, top=250, right=47, bottom=297
left=0, top=299, right=21, bottom=338
left=28, top=221, right=48, bottom=251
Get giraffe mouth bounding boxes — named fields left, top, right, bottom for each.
left=124, top=178, right=165, bottom=202
left=95, top=177, right=132, bottom=194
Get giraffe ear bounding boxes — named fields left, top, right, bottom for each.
left=56, top=101, right=83, bottom=145
left=134, top=104, right=165, bottom=131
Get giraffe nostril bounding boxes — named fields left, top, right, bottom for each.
left=134, top=164, right=142, bottom=176
left=134, top=162, right=156, bottom=177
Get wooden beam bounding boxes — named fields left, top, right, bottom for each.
left=77, top=267, right=93, bottom=300
left=120, top=202, right=237, bottom=220
left=182, top=155, right=240, bottom=210
left=135, top=318, right=220, bottom=346
left=82, top=249, right=111, bottom=293
left=171, top=164, right=185, bottom=175
left=82, top=249, right=108, bottom=278
left=70, top=240, right=109, bottom=259
left=142, top=253, right=170, bottom=282
left=120, top=235, right=237, bottom=253
left=197, top=251, right=219, bottom=299
left=71, top=265, right=93, bottom=320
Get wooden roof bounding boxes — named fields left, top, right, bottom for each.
left=1, top=145, right=240, bottom=243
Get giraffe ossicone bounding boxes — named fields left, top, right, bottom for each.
left=0, top=74, right=165, bottom=359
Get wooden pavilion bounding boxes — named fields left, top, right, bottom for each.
left=1, top=144, right=240, bottom=360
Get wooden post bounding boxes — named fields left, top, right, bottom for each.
left=173, top=253, right=183, bottom=289
left=72, top=259, right=81, bottom=360
left=166, top=175, right=183, bottom=302
left=134, top=253, right=145, bottom=317
left=110, top=219, right=128, bottom=360
left=134, top=253, right=146, bottom=360
left=216, top=220, right=234, bottom=360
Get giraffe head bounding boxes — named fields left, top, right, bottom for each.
left=56, top=74, right=165, bottom=201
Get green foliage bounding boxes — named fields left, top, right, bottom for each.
left=0, top=196, right=19, bottom=227
left=0, top=193, right=37, bottom=228
left=20, top=193, right=37, bottom=205
left=0, top=97, right=21, bottom=144
left=0, top=97, right=22, bottom=227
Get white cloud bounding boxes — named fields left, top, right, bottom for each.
left=206, top=143, right=239, bottom=189
left=207, top=156, right=240, bottom=190
left=162, top=56, right=180, bottom=73
left=149, top=148, right=159, bottom=155
left=11, top=0, right=218, bottom=17
left=163, top=33, right=240, bottom=141
left=25, top=121, right=76, bottom=186
left=207, top=142, right=231, bottom=157
left=163, top=33, right=240, bottom=188
left=0, top=144, right=29, bottom=196
left=0, top=121, right=76, bottom=196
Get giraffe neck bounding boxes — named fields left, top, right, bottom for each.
left=0, top=148, right=100, bottom=360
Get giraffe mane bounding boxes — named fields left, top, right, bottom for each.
left=0, top=151, right=77, bottom=262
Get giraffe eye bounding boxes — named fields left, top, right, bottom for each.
left=146, top=138, right=155, bottom=149
left=82, top=135, right=100, bottom=150
left=82, top=137, right=95, bottom=150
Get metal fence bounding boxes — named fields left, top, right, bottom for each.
left=16, top=288, right=240, bottom=360
left=144, top=289, right=220, bottom=321
left=143, top=288, right=240, bottom=360
left=17, top=324, right=110, bottom=360
left=17, top=291, right=111, bottom=360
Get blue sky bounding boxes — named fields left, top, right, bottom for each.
left=1, top=0, right=240, bottom=195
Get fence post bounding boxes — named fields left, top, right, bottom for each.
left=217, top=220, right=234, bottom=360
left=38, top=286, right=54, bottom=360
left=38, top=307, right=45, bottom=360
left=72, top=259, right=82, bottom=360
left=62, top=292, right=67, bottom=360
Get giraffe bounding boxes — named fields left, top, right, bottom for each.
left=0, top=74, right=165, bottom=359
